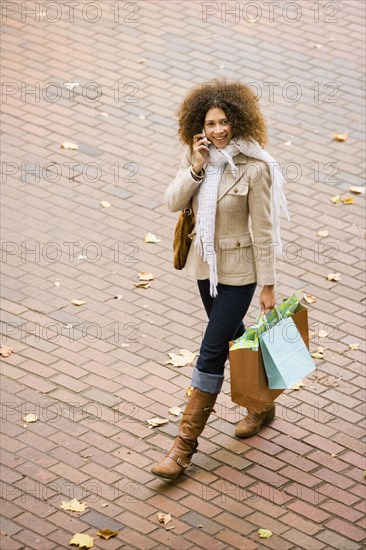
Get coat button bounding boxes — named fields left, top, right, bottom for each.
left=234, top=188, right=238, bottom=193
left=236, top=241, right=240, bottom=247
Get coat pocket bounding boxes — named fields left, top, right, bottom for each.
left=217, top=234, right=254, bottom=277
left=221, top=182, right=249, bottom=212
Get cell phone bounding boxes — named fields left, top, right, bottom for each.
left=202, top=129, right=210, bottom=146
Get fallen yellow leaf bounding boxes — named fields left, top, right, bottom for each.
left=341, top=197, right=355, bottom=204
left=23, top=414, right=38, bottom=423
left=145, top=232, right=161, bottom=243
left=169, top=407, right=182, bottom=416
left=0, top=345, right=13, bottom=357
left=97, top=529, right=118, bottom=540
left=311, top=349, right=324, bottom=359
left=303, top=294, right=317, bottom=304
left=290, top=381, right=304, bottom=390
left=134, top=281, right=150, bottom=289
left=258, top=528, right=273, bottom=539
left=71, top=299, right=86, bottom=306
left=69, top=533, right=94, bottom=548
left=316, top=230, right=329, bottom=238
left=349, top=186, right=365, bottom=194
left=147, top=417, right=169, bottom=428
left=331, top=194, right=341, bottom=204
left=157, top=512, right=172, bottom=525
left=334, top=132, right=348, bottom=142
left=186, top=386, right=193, bottom=398
left=166, top=353, right=187, bottom=367
left=138, top=272, right=155, bottom=281
left=166, top=349, right=196, bottom=367
left=100, top=201, right=111, bottom=208
left=348, top=343, right=360, bottom=350
left=61, top=142, right=78, bottom=150
left=326, top=272, right=341, bottom=282
left=180, top=349, right=196, bottom=364
left=61, top=498, right=88, bottom=513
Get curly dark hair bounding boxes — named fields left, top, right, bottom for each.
left=177, top=80, right=268, bottom=149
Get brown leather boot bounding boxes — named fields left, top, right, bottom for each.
left=151, top=388, right=217, bottom=479
left=235, top=404, right=275, bottom=438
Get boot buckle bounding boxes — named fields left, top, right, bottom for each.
left=176, top=456, right=190, bottom=468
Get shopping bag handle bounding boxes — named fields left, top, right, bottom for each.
left=260, top=305, right=283, bottom=332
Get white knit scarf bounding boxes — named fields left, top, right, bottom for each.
left=194, top=138, right=290, bottom=297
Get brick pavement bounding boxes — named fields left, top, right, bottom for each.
left=1, top=0, right=365, bottom=549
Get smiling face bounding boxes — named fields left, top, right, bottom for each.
left=203, top=107, right=233, bottom=149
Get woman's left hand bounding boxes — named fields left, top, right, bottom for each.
left=260, top=285, right=276, bottom=314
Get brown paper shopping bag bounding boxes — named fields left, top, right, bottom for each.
left=229, top=303, right=309, bottom=412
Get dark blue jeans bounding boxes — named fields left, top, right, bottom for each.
left=191, top=279, right=257, bottom=394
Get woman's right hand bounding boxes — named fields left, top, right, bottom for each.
left=192, top=133, right=210, bottom=174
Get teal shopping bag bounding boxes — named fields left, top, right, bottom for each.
left=259, top=310, right=316, bottom=390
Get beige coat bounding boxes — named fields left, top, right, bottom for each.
left=165, top=147, right=276, bottom=287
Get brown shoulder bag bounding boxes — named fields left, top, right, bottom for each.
left=173, top=199, right=195, bottom=270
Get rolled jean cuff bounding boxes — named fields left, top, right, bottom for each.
left=191, top=367, right=224, bottom=395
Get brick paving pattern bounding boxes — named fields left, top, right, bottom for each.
left=1, top=0, right=365, bottom=549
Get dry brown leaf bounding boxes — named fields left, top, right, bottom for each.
left=61, top=498, right=88, bottom=513
left=348, top=343, right=360, bottom=350
left=331, top=194, right=341, bottom=204
left=23, top=414, right=38, bottom=423
left=303, top=294, right=317, bottom=304
left=186, top=386, right=193, bottom=398
left=341, top=197, right=355, bottom=204
left=334, top=132, right=348, bottom=142
left=138, top=272, right=155, bottom=281
left=169, top=407, right=182, bottom=417
left=258, top=528, right=273, bottom=539
left=316, top=230, right=329, bottom=238
left=326, top=272, right=341, bottom=282
left=69, top=533, right=94, bottom=548
left=290, top=381, right=304, bottom=390
left=349, top=186, right=365, bottom=195
left=145, top=232, right=161, bottom=243
left=147, top=417, right=169, bottom=428
left=0, top=345, right=13, bottom=357
left=157, top=512, right=172, bottom=525
left=134, top=281, right=150, bottom=289
left=61, top=142, right=78, bottom=150
left=97, top=529, right=118, bottom=540
left=71, top=299, right=86, bottom=306
left=100, top=201, right=111, bottom=208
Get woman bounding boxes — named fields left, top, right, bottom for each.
left=151, top=80, right=288, bottom=479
